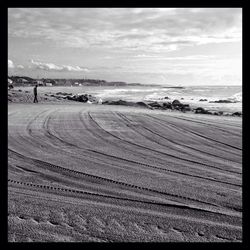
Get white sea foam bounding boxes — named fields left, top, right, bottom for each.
left=228, top=92, right=242, bottom=102
left=77, top=85, right=241, bottom=112
left=144, top=92, right=169, bottom=101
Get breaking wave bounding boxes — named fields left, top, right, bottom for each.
left=228, top=92, right=242, bottom=102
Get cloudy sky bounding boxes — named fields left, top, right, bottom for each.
left=8, top=8, right=242, bottom=85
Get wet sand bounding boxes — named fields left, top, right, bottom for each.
left=8, top=99, right=242, bottom=242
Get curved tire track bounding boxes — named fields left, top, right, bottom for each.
left=116, top=112, right=241, bottom=168
left=87, top=112, right=241, bottom=175
left=146, top=114, right=241, bottom=151
left=8, top=148, right=227, bottom=209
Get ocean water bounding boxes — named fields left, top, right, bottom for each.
left=86, top=85, right=242, bottom=113
left=17, top=85, right=242, bottom=113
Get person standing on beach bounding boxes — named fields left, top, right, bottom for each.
left=33, top=84, right=38, bottom=103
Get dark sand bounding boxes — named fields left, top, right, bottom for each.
left=8, top=89, right=242, bottom=242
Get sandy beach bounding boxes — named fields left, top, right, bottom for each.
left=8, top=88, right=242, bottom=242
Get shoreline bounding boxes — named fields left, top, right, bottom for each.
left=8, top=87, right=242, bottom=117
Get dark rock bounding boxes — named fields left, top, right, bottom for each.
left=162, top=102, right=172, bottom=109
left=87, top=95, right=97, bottom=102
left=199, top=99, right=207, bottom=101
left=56, top=92, right=72, bottom=96
left=148, top=102, right=162, bottom=108
left=209, top=100, right=236, bottom=103
left=195, top=107, right=210, bottom=114
left=102, top=100, right=110, bottom=105
left=171, top=99, right=191, bottom=111
left=103, top=100, right=128, bottom=106
left=232, top=112, right=242, bottom=116
left=18, top=89, right=22, bottom=92
left=172, top=99, right=182, bottom=110
left=164, top=96, right=169, bottom=99
left=172, top=99, right=181, bottom=105
left=172, top=99, right=186, bottom=110
left=112, top=100, right=128, bottom=105
left=78, top=95, right=89, bottom=102
left=67, top=94, right=89, bottom=102
left=181, top=104, right=191, bottom=112
left=136, top=102, right=150, bottom=108
left=213, top=111, right=224, bottom=116
left=66, top=96, right=74, bottom=100
left=181, top=98, right=184, bottom=100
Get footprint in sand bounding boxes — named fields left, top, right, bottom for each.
left=149, top=225, right=184, bottom=241
left=91, top=216, right=107, bottom=232
left=131, top=222, right=148, bottom=234
left=108, top=218, right=126, bottom=234
left=73, top=214, right=87, bottom=231
left=29, top=217, right=40, bottom=224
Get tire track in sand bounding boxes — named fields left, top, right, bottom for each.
left=115, top=111, right=241, bottom=168
left=87, top=111, right=241, bottom=175
left=9, top=149, right=235, bottom=210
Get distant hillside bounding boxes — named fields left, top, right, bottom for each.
left=8, top=76, right=145, bottom=87
left=9, top=76, right=34, bottom=82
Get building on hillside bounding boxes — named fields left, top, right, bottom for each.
left=32, top=80, right=44, bottom=86
left=21, top=78, right=28, bottom=83
left=37, top=80, right=44, bottom=86
left=44, top=82, right=53, bottom=86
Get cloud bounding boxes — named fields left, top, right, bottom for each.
left=17, top=64, right=24, bottom=69
left=8, top=8, right=242, bottom=52
left=30, top=59, right=89, bottom=72
left=8, top=59, right=15, bottom=68
left=132, top=54, right=160, bottom=58
left=131, top=54, right=217, bottom=60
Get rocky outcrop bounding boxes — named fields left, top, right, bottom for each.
left=212, top=111, right=223, bottom=116
left=67, top=95, right=88, bottom=102
left=135, top=102, right=151, bottom=108
left=102, top=100, right=151, bottom=108
left=56, top=92, right=72, bottom=96
left=209, top=100, right=237, bottom=103
left=103, top=100, right=129, bottom=105
left=195, top=107, right=211, bottom=114
left=162, top=102, right=172, bottom=109
left=66, top=94, right=97, bottom=103
left=148, top=102, right=162, bottom=108
left=171, top=100, right=182, bottom=110
left=232, top=112, right=242, bottom=116
left=172, top=99, right=181, bottom=106
left=181, top=104, right=191, bottom=111
left=171, top=100, right=191, bottom=111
